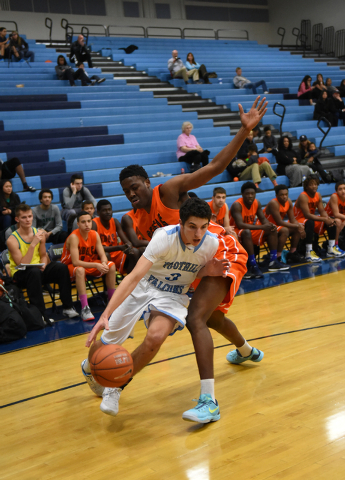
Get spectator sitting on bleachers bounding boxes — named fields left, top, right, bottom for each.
left=176, top=121, right=210, bottom=171
left=261, top=126, right=278, bottom=155
left=76, top=62, right=106, bottom=85
left=32, top=189, right=68, bottom=245
left=258, top=185, right=305, bottom=263
left=337, top=79, right=345, bottom=97
left=294, top=175, right=342, bottom=262
left=325, top=77, right=337, bottom=96
left=227, top=144, right=277, bottom=192
left=233, top=67, right=268, bottom=95
left=237, top=130, right=255, bottom=159
left=0, top=27, right=9, bottom=60
left=72, top=200, right=97, bottom=231
left=93, top=199, right=141, bottom=274
left=0, top=156, right=36, bottom=192
left=61, top=210, right=116, bottom=321
left=330, top=90, right=345, bottom=125
left=297, top=75, right=318, bottom=105
left=9, top=31, right=34, bottom=62
left=313, top=90, right=338, bottom=127
left=0, top=180, right=21, bottom=231
left=252, top=126, right=262, bottom=142
left=55, top=55, right=93, bottom=87
left=70, top=35, right=93, bottom=68
left=207, top=187, right=232, bottom=234
left=7, top=204, right=79, bottom=323
left=168, top=50, right=198, bottom=84
left=276, top=136, right=310, bottom=188
left=229, top=181, right=289, bottom=279
left=61, top=173, right=96, bottom=225
left=325, top=181, right=345, bottom=252
left=185, top=52, right=217, bottom=84
left=312, top=74, right=328, bottom=98
left=298, top=135, right=331, bottom=183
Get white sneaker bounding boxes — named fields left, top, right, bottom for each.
left=63, top=307, right=79, bottom=318
left=327, top=245, right=345, bottom=257
left=81, top=306, right=95, bottom=321
left=100, top=387, right=122, bottom=416
left=305, top=250, right=322, bottom=263
left=81, top=359, right=104, bottom=397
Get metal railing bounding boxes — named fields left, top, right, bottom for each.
left=300, top=19, right=311, bottom=50
left=312, top=23, right=323, bottom=51
left=324, top=26, right=335, bottom=56
left=277, top=27, right=285, bottom=48
left=183, top=28, right=215, bottom=39
left=273, top=102, right=286, bottom=137
left=146, top=26, right=182, bottom=38
left=45, top=17, right=52, bottom=45
left=335, top=29, right=345, bottom=59
left=107, top=25, right=145, bottom=37
left=216, top=29, right=248, bottom=40
left=66, top=23, right=106, bottom=37
left=0, top=20, right=18, bottom=32
left=317, top=117, right=332, bottom=151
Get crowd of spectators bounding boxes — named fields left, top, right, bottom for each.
left=168, top=50, right=217, bottom=84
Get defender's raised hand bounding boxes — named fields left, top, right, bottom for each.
left=238, top=96, right=268, bottom=132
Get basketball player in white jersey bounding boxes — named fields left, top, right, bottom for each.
left=83, top=198, right=230, bottom=422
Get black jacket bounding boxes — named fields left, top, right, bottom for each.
left=263, top=135, right=277, bottom=151
left=0, top=193, right=21, bottom=223
left=10, top=36, right=28, bottom=51
left=70, top=41, right=88, bottom=60
left=55, top=64, right=73, bottom=80
left=237, top=138, right=255, bottom=159
left=276, top=148, right=300, bottom=175
left=313, top=98, right=335, bottom=120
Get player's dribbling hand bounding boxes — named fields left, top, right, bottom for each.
left=85, top=312, right=109, bottom=347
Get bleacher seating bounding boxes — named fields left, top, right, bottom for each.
left=1, top=35, right=344, bottom=226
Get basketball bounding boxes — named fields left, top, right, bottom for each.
left=233, top=177, right=239, bottom=182
left=90, top=344, right=133, bottom=388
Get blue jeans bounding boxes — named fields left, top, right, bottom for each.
left=0, top=213, right=12, bottom=230
left=244, top=80, right=268, bottom=94
left=16, top=50, right=35, bottom=62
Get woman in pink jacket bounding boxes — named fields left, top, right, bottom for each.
left=297, top=75, right=318, bottom=105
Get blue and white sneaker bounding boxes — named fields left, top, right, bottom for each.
left=226, top=347, right=264, bottom=364
left=182, top=394, right=220, bottom=423
left=268, top=259, right=289, bottom=271
left=327, top=245, right=345, bottom=257
left=81, top=359, right=104, bottom=397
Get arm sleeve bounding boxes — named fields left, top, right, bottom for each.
left=62, top=187, right=76, bottom=209
left=167, top=58, right=174, bottom=70
left=51, top=206, right=63, bottom=235
left=32, top=208, right=37, bottom=228
left=143, top=229, right=170, bottom=263
left=83, top=187, right=96, bottom=207
left=276, top=151, right=293, bottom=165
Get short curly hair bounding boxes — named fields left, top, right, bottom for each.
left=119, top=164, right=149, bottom=184
left=179, top=197, right=212, bottom=225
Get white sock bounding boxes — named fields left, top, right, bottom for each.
left=200, top=379, right=215, bottom=402
left=237, top=340, right=252, bottom=357
left=306, top=244, right=312, bottom=255
left=328, top=239, right=335, bottom=249
left=83, top=358, right=91, bottom=374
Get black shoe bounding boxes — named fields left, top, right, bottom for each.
left=286, top=251, right=305, bottom=263
left=90, top=80, right=97, bottom=86
left=256, top=187, right=264, bottom=193
left=24, top=185, right=36, bottom=192
left=97, top=78, right=106, bottom=84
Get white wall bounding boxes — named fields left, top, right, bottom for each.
left=0, top=0, right=271, bottom=44
left=268, top=0, right=345, bottom=45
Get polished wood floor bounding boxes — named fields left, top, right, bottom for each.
left=2, top=270, right=345, bottom=479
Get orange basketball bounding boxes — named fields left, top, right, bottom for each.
left=233, top=177, right=239, bottom=182
left=90, top=344, right=133, bottom=388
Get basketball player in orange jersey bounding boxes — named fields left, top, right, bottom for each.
left=207, top=186, right=232, bottom=234
left=230, top=181, right=289, bottom=279
left=86, top=97, right=267, bottom=422
left=121, top=208, right=149, bottom=250
left=260, top=184, right=306, bottom=264
left=61, top=211, right=116, bottom=321
left=294, top=175, right=342, bottom=262
left=93, top=199, right=142, bottom=274
left=325, top=181, right=345, bottom=251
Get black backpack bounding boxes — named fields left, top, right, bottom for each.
left=0, top=298, right=27, bottom=343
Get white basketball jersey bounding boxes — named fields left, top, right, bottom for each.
left=143, top=224, right=219, bottom=295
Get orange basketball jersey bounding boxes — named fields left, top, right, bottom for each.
left=61, top=228, right=98, bottom=265
left=229, top=198, right=259, bottom=231
left=125, top=209, right=143, bottom=240
left=294, top=191, right=321, bottom=221
left=263, top=198, right=290, bottom=224
left=207, top=200, right=227, bottom=226
left=94, top=217, right=118, bottom=246
left=325, top=192, right=345, bottom=216
left=133, top=185, right=180, bottom=241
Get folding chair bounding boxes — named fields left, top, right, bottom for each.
left=0, top=249, right=10, bottom=278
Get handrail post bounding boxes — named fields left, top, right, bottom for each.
left=45, top=17, right=52, bottom=45
left=317, top=117, right=332, bottom=151
left=273, top=102, right=286, bottom=137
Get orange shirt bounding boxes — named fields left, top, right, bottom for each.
left=229, top=198, right=259, bottom=231
left=263, top=198, right=290, bottom=225
left=61, top=229, right=98, bottom=265
left=294, top=191, right=321, bottom=221
left=207, top=200, right=227, bottom=227
left=133, top=185, right=180, bottom=241
left=325, top=192, right=345, bottom=216
left=94, top=217, right=118, bottom=246
left=125, top=209, right=143, bottom=240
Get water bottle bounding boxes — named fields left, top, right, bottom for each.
left=181, top=168, right=185, bottom=174
left=218, top=78, right=223, bottom=85
left=302, top=175, right=306, bottom=183
left=80, top=118, right=83, bottom=127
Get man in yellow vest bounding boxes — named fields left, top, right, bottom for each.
left=7, top=204, right=78, bottom=323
